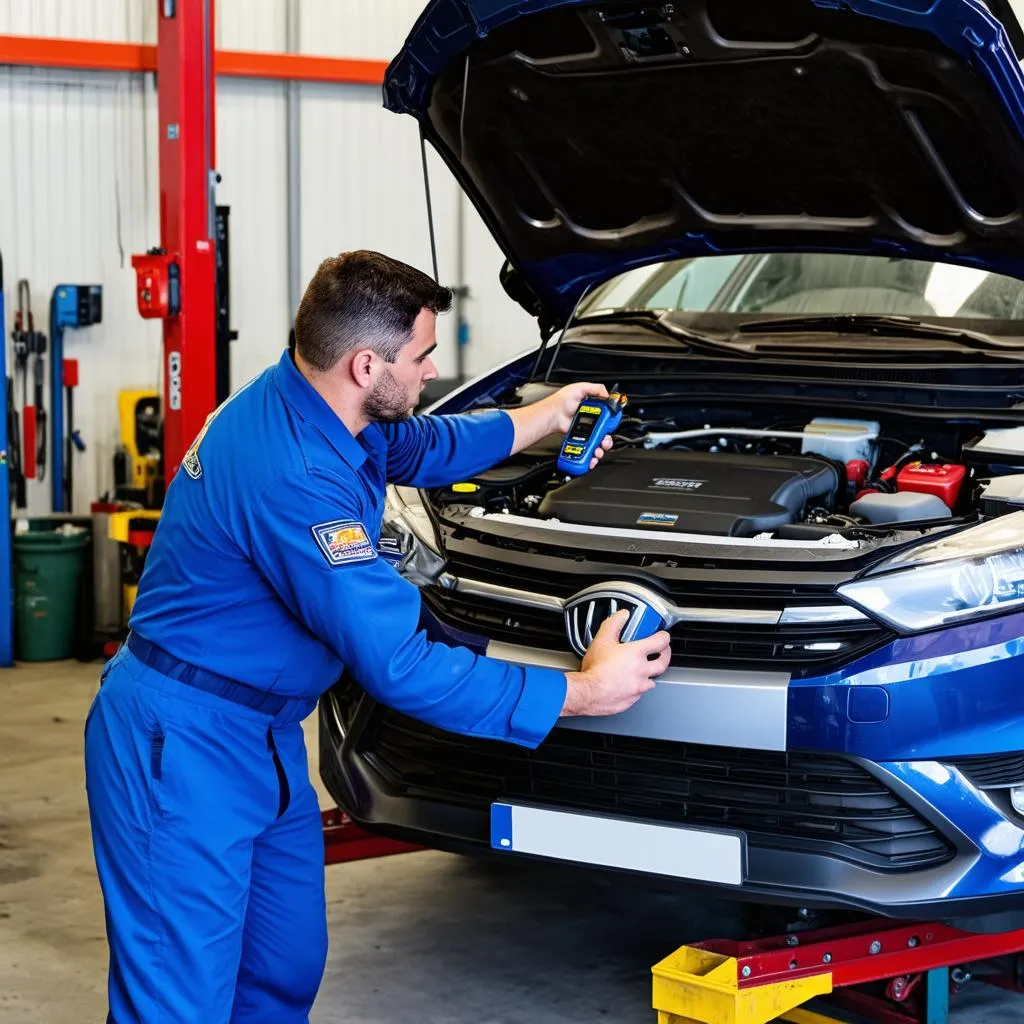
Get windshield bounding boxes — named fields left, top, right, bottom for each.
left=576, top=254, right=1024, bottom=323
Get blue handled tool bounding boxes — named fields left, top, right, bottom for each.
left=556, top=389, right=628, bottom=476
left=50, top=284, right=102, bottom=512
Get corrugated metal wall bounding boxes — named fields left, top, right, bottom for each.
left=0, top=1, right=155, bottom=42
left=0, top=0, right=427, bottom=52
left=0, top=1, right=540, bottom=515
left=0, top=66, right=161, bottom=515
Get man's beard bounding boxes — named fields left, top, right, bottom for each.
left=363, top=366, right=414, bottom=423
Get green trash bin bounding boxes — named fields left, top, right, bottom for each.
left=14, top=526, right=90, bottom=662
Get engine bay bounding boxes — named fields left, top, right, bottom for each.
left=427, top=387, right=1024, bottom=549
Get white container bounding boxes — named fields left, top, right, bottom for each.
left=801, top=417, right=881, bottom=465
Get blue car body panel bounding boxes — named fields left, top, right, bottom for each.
left=789, top=612, right=1024, bottom=760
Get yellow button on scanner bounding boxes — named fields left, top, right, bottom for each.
left=563, top=445, right=584, bottom=455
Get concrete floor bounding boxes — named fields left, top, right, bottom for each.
left=0, top=661, right=1019, bottom=1023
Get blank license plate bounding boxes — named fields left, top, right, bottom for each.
left=490, top=802, right=745, bottom=886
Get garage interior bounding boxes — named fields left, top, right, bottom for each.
left=6, top=1, right=1024, bottom=1022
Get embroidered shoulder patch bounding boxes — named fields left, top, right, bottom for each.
left=311, top=520, right=377, bottom=567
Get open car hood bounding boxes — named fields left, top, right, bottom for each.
left=384, top=0, right=1024, bottom=333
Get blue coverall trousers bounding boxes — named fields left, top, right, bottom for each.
left=84, top=646, right=328, bottom=1023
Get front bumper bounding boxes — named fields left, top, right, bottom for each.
left=320, top=611, right=1024, bottom=923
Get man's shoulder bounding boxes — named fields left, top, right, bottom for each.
left=184, top=364, right=306, bottom=485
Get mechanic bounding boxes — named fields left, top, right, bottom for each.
left=83, top=250, right=672, bottom=1024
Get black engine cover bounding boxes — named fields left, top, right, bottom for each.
left=538, top=449, right=839, bottom=537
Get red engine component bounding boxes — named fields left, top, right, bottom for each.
left=845, top=459, right=869, bottom=492
left=897, top=461, right=966, bottom=508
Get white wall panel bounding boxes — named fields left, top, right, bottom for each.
left=0, top=0, right=155, bottom=43
left=0, top=1, right=432, bottom=61
left=298, top=80, right=462, bottom=378
left=297, top=79, right=542, bottom=381
left=0, top=0, right=288, bottom=49
left=298, top=0, right=424, bottom=59
left=217, top=0, right=286, bottom=53
left=460, top=210, right=542, bottom=379
left=215, top=77, right=290, bottom=388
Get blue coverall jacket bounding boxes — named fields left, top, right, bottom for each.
left=83, top=349, right=569, bottom=1023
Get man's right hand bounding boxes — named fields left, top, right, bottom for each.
left=561, top=608, right=672, bottom=718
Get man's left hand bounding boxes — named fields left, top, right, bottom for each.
left=507, top=381, right=615, bottom=468
left=546, top=382, right=609, bottom=434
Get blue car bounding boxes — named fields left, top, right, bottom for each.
left=320, top=0, right=1024, bottom=924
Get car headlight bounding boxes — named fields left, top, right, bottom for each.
left=380, top=485, right=447, bottom=586
left=838, top=511, right=1024, bottom=633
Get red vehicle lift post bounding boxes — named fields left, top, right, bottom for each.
left=131, top=0, right=219, bottom=483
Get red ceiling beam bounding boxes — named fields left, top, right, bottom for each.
left=0, top=34, right=388, bottom=85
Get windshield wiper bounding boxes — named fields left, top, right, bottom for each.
left=735, top=314, right=1021, bottom=352
left=573, top=309, right=756, bottom=359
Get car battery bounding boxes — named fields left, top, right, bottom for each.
left=896, top=462, right=966, bottom=509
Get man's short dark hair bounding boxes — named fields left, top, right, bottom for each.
left=294, top=251, right=452, bottom=371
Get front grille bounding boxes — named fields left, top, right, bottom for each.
left=444, top=548, right=847, bottom=602
left=421, top=587, right=890, bottom=676
left=362, top=706, right=953, bottom=871
left=947, top=752, right=1024, bottom=790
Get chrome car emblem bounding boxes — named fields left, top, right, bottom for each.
left=564, top=581, right=672, bottom=658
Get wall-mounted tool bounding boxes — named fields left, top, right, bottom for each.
left=10, top=282, right=29, bottom=505
left=6, top=279, right=24, bottom=508
left=7, top=378, right=21, bottom=509
left=0, top=253, right=11, bottom=665
left=12, top=280, right=47, bottom=488
left=50, top=284, right=102, bottom=512
left=32, top=340, right=46, bottom=485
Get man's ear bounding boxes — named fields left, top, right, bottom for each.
left=348, top=349, right=376, bottom=390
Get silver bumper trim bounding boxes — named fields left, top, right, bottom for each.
left=446, top=574, right=869, bottom=627
left=486, top=640, right=791, bottom=751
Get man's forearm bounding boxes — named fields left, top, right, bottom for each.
left=560, top=671, right=592, bottom=717
left=506, top=402, right=560, bottom=456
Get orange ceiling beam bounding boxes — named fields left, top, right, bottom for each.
left=0, top=34, right=388, bottom=85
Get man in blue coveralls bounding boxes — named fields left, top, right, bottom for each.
left=83, top=250, right=672, bottom=1023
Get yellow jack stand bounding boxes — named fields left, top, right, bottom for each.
left=652, top=916, right=1024, bottom=1024
left=652, top=946, right=832, bottom=1024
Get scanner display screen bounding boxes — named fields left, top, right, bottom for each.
left=570, top=412, right=598, bottom=440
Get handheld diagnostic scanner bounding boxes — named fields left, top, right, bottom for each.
left=556, top=391, right=628, bottom=476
